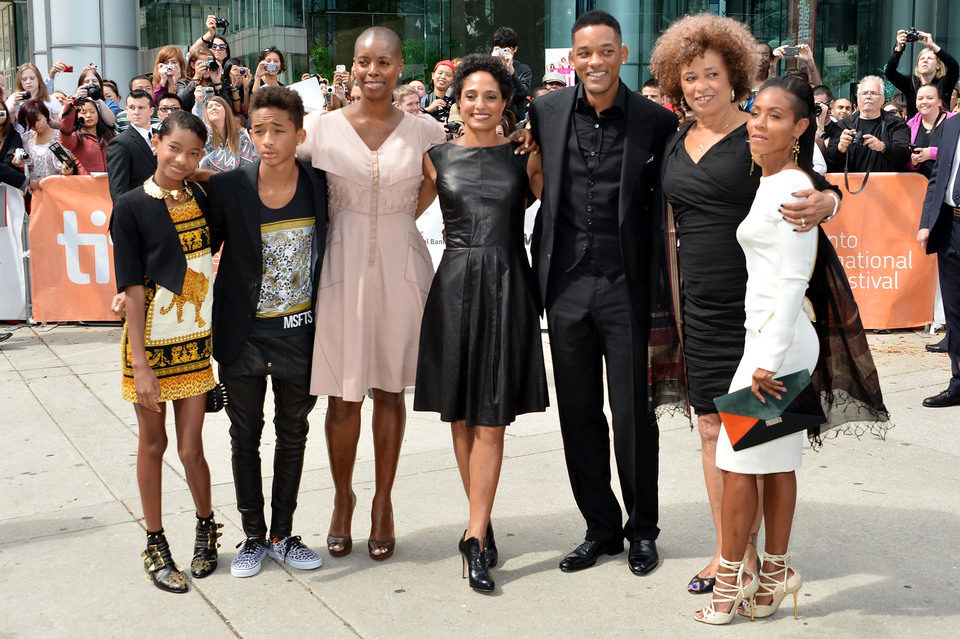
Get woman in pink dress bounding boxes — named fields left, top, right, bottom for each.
left=300, top=27, right=445, bottom=561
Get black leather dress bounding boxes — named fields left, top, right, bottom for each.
left=414, top=142, right=548, bottom=426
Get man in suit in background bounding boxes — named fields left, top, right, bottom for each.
left=919, top=113, right=960, bottom=407
left=528, top=10, right=679, bottom=577
left=106, top=89, right=157, bottom=204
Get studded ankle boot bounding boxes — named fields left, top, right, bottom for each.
left=191, top=513, right=223, bottom=578
left=142, top=529, right=188, bottom=594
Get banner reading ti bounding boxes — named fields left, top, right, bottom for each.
left=29, top=176, right=117, bottom=322
left=823, top=172, right=936, bottom=329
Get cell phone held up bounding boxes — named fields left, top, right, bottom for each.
left=782, top=46, right=799, bottom=58
left=335, top=64, right=346, bottom=73
left=264, top=63, right=279, bottom=73
left=49, top=141, right=77, bottom=171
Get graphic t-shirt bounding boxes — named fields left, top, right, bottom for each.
left=250, top=171, right=314, bottom=336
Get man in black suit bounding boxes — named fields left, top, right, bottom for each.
left=206, top=86, right=329, bottom=577
left=492, top=26, right=532, bottom=122
left=106, top=89, right=157, bottom=203
left=919, top=113, right=960, bottom=407
left=528, top=10, right=677, bottom=576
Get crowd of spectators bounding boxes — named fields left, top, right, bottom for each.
left=2, top=17, right=959, bottom=199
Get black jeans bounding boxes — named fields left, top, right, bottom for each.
left=546, top=269, right=659, bottom=543
left=220, top=332, right=317, bottom=538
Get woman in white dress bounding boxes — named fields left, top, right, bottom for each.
left=696, top=75, right=820, bottom=625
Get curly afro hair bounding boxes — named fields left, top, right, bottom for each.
left=450, top=53, right=514, bottom=107
left=648, top=13, right=759, bottom=106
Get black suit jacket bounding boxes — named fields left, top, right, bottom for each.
left=920, top=113, right=960, bottom=253
left=528, top=83, right=678, bottom=319
left=207, top=159, right=328, bottom=365
left=0, top=125, right=27, bottom=190
left=106, top=125, right=157, bottom=204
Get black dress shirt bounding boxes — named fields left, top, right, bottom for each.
left=554, top=81, right=628, bottom=277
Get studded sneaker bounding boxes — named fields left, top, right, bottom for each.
left=268, top=535, right=324, bottom=570
left=231, top=536, right=269, bottom=577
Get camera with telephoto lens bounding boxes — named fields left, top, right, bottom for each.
left=850, top=130, right=867, bottom=146
left=905, top=28, right=922, bottom=43
left=85, top=83, right=103, bottom=101
left=444, top=121, right=461, bottom=135
left=214, top=17, right=228, bottom=29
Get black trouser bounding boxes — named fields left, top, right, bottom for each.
left=220, top=332, right=317, bottom=538
left=545, top=269, right=659, bottom=543
left=939, top=215, right=960, bottom=393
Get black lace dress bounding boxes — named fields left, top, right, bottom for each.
left=414, top=142, right=548, bottom=426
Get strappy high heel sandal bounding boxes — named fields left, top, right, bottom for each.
left=749, top=553, right=803, bottom=619
left=694, top=557, right=759, bottom=625
left=327, top=492, right=356, bottom=558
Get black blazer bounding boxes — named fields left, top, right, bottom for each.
left=920, top=113, right=960, bottom=253
left=528, top=84, right=678, bottom=318
left=207, top=159, right=328, bottom=366
left=110, top=182, right=211, bottom=295
left=107, top=125, right=157, bottom=204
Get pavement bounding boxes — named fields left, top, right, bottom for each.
left=0, top=324, right=958, bottom=638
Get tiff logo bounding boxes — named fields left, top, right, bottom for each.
left=57, top=210, right=111, bottom=284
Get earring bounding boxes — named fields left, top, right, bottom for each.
left=731, top=88, right=737, bottom=103
left=793, top=139, right=800, bottom=164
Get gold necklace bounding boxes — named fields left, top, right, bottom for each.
left=696, top=116, right=737, bottom=153
left=143, top=177, right=192, bottom=202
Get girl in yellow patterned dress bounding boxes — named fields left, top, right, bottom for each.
left=111, top=111, right=220, bottom=593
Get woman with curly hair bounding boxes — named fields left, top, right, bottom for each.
left=649, top=13, right=840, bottom=596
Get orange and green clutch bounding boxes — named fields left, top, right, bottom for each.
left=713, top=370, right=826, bottom=451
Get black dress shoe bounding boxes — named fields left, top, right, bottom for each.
left=926, top=336, right=948, bottom=353
left=459, top=534, right=494, bottom=592
left=485, top=522, right=498, bottom=568
left=558, top=539, right=623, bottom=572
left=628, top=539, right=660, bottom=576
left=922, top=389, right=960, bottom=408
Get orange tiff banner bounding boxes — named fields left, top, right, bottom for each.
left=824, top=172, right=937, bottom=329
left=29, top=176, right=117, bottom=322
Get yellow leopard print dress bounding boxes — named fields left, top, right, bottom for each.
left=121, top=197, right=216, bottom=402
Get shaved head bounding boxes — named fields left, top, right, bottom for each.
left=355, top=27, right=403, bottom=57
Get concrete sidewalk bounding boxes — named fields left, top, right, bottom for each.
left=0, top=324, right=957, bottom=638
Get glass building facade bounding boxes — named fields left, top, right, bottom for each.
left=7, top=1, right=960, bottom=105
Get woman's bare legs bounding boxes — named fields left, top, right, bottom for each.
left=451, top=422, right=505, bottom=544
left=172, top=395, right=212, bottom=518
left=136, top=403, right=168, bottom=532
left=325, top=396, right=362, bottom=552
left=369, top=389, right=405, bottom=553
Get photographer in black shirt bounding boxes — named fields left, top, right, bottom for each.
left=826, top=75, right=911, bottom=173
left=885, top=28, right=959, bottom=117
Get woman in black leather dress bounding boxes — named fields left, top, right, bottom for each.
left=650, top=13, right=841, bottom=595
left=415, top=54, right=547, bottom=593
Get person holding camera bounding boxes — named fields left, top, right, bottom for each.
left=771, top=43, right=822, bottom=86
left=491, top=26, right=532, bottom=122
left=421, top=60, right=455, bottom=122
left=222, top=57, right=251, bottom=124
left=885, top=29, right=958, bottom=118
left=0, top=105, right=30, bottom=191
left=825, top=75, right=911, bottom=173
left=59, top=94, right=115, bottom=175
left=6, top=63, right=62, bottom=133
left=16, top=99, right=73, bottom=187
left=151, top=46, right=190, bottom=106
left=190, top=14, right=231, bottom=64
left=191, top=89, right=257, bottom=172
left=252, top=46, right=286, bottom=93
left=179, top=47, right=232, bottom=113
left=76, top=66, right=120, bottom=122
